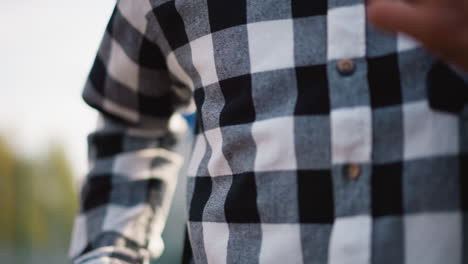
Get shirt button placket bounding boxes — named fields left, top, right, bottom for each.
left=327, top=3, right=373, bottom=262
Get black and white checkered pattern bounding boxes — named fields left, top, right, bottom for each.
left=70, top=0, right=468, bottom=263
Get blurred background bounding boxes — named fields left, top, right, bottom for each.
left=0, top=0, right=188, bottom=263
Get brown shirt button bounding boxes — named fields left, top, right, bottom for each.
left=345, top=163, right=361, bottom=180
left=337, top=59, right=356, bottom=76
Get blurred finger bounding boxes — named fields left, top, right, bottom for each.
left=368, top=1, right=468, bottom=68
left=367, top=1, right=438, bottom=41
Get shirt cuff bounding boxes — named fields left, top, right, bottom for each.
left=72, top=246, right=151, bottom=264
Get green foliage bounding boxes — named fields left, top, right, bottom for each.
left=0, top=136, right=78, bottom=250
left=0, top=137, right=17, bottom=242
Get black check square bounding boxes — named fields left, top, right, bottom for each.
left=219, top=75, right=256, bottom=126
left=225, top=172, right=261, bottom=223
left=427, top=62, right=468, bottom=113
left=146, top=179, right=166, bottom=209
left=461, top=154, right=468, bottom=212
left=207, top=0, right=247, bottom=32
left=88, top=56, right=107, bottom=96
left=153, top=2, right=189, bottom=50
left=291, top=0, right=327, bottom=18
left=193, top=88, right=206, bottom=132
left=90, top=132, right=124, bottom=159
left=295, top=65, right=330, bottom=115
left=368, top=54, right=403, bottom=108
left=137, top=93, right=174, bottom=118
left=372, top=162, right=403, bottom=217
left=297, top=170, right=334, bottom=223
left=81, top=175, right=113, bottom=212
left=189, top=176, right=212, bottom=222
left=138, top=37, right=166, bottom=70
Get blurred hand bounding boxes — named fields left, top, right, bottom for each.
left=367, top=0, right=468, bottom=72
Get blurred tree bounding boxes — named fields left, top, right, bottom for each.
left=0, top=135, right=78, bottom=264
left=0, top=133, right=187, bottom=263
left=35, top=142, right=78, bottom=246
left=0, top=137, right=16, bottom=243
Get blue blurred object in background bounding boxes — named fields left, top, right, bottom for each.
left=182, top=113, right=196, bottom=131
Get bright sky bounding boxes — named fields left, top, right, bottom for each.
left=0, top=0, right=116, bottom=177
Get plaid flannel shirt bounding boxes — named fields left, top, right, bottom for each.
left=69, top=0, right=468, bottom=263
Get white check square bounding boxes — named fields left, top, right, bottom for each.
left=404, top=212, right=462, bottom=264
left=205, top=128, right=233, bottom=177
left=203, top=222, right=230, bottom=264
left=327, top=4, right=366, bottom=60
left=190, top=34, right=219, bottom=87
left=248, top=19, right=294, bottom=73
left=403, top=101, right=459, bottom=160
left=108, top=37, right=139, bottom=91
left=331, top=106, right=372, bottom=164
left=252, top=117, right=297, bottom=171
left=259, top=224, right=303, bottom=264
left=329, top=215, right=371, bottom=264
left=187, top=134, right=207, bottom=177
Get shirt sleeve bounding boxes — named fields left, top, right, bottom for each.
left=68, top=1, right=191, bottom=263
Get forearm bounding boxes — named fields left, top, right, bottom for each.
left=69, top=114, right=187, bottom=264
